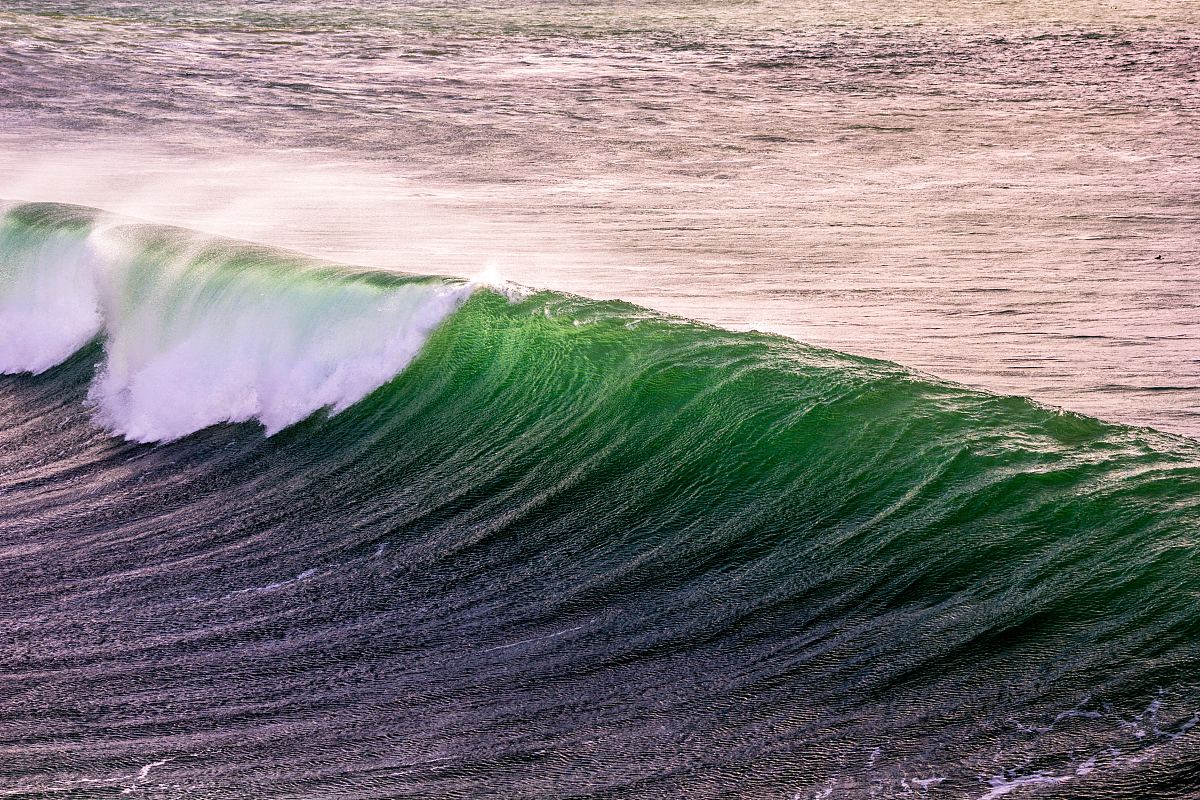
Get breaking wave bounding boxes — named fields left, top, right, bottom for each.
left=2, top=201, right=1199, bottom=798
left=0, top=202, right=471, bottom=441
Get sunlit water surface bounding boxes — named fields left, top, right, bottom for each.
left=3, top=0, right=1198, bottom=434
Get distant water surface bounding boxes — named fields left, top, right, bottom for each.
left=2, top=0, right=1198, bottom=435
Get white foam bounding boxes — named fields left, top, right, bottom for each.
left=0, top=206, right=474, bottom=442
left=89, top=269, right=469, bottom=443
left=978, top=771, right=1073, bottom=799
left=0, top=223, right=102, bottom=374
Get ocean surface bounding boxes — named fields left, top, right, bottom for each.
left=1, top=2, right=1199, bottom=798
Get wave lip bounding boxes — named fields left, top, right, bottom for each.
left=0, top=202, right=474, bottom=442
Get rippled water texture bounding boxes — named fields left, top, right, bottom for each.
left=2, top=0, right=1197, bottom=435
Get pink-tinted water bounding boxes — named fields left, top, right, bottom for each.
left=2, top=0, right=1197, bottom=434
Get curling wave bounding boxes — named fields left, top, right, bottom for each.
left=1, top=201, right=1199, bottom=799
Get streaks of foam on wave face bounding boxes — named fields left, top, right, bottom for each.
left=86, top=227, right=473, bottom=443
left=0, top=203, right=103, bottom=374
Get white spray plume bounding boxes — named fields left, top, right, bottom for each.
left=0, top=205, right=474, bottom=442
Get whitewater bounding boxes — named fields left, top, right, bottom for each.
left=2, top=1, right=1199, bottom=799
left=0, top=203, right=471, bottom=441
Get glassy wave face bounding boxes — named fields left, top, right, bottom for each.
left=2, top=202, right=1200, bottom=798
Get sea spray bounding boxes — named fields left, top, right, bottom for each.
left=0, top=204, right=103, bottom=374
left=0, top=203, right=473, bottom=441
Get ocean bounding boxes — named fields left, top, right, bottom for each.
left=1, top=2, right=1199, bottom=798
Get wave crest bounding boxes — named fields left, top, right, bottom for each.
left=0, top=202, right=472, bottom=442
left=0, top=203, right=103, bottom=375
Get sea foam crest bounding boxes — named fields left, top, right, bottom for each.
left=0, top=206, right=103, bottom=374
left=0, top=203, right=473, bottom=442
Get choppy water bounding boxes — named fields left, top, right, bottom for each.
left=2, top=3, right=1200, bottom=799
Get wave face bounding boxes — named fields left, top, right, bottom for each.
left=2, top=203, right=1200, bottom=798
